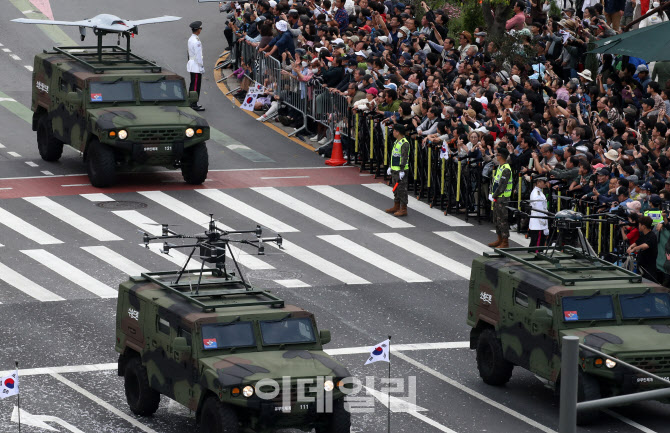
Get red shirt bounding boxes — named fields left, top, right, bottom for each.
left=626, top=227, right=640, bottom=245
left=506, top=11, right=526, bottom=31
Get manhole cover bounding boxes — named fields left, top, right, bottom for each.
left=247, top=270, right=302, bottom=281
left=96, top=201, right=148, bottom=210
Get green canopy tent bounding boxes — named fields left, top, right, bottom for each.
left=587, top=21, right=670, bottom=62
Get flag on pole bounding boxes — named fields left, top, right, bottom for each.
left=365, top=339, right=390, bottom=365
left=240, top=91, right=259, bottom=111
left=248, top=83, right=266, bottom=94
left=0, top=370, right=19, bottom=399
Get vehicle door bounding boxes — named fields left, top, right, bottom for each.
left=172, top=325, right=197, bottom=408
left=528, top=299, right=557, bottom=380
left=149, top=308, right=176, bottom=397
left=500, top=287, right=533, bottom=369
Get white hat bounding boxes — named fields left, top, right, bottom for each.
left=354, top=50, right=367, bottom=58
left=378, top=35, right=389, bottom=43
left=332, top=38, right=344, bottom=45
left=275, top=20, right=288, bottom=32
left=577, top=69, right=593, bottom=81
left=511, top=74, right=521, bottom=84
left=269, top=0, right=277, bottom=7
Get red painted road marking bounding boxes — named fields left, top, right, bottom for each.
left=29, top=0, right=54, bottom=20
left=0, top=167, right=382, bottom=199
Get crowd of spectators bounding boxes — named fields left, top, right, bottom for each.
left=224, top=0, right=670, bottom=283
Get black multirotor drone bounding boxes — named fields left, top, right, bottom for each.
left=141, top=214, right=282, bottom=293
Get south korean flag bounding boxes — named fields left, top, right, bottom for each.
left=365, top=340, right=390, bottom=365
left=240, top=91, right=259, bottom=111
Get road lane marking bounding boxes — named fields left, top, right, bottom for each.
left=251, top=186, right=356, bottom=231
left=7, top=151, right=21, bottom=157
left=61, top=183, right=91, bottom=187
left=394, top=352, right=558, bottom=433
left=260, top=175, right=310, bottom=180
left=224, top=143, right=274, bottom=163
left=309, top=185, right=413, bottom=229
left=0, top=205, right=63, bottom=244
left=0, top=143, right=5, bottom=148
left=0, top=187, right=12, bottom=190
left=41, top=170, right=53, bottom=175
left=0, top=261, right=64, bottom=302
left=81, top=246, right=149, bottom=276
left=196, top=189, right=299, bottom=233
left=138, top=191, right=274, bottom=270
left=25, top=161, right=38, bottom=167
left=603, top=409, right=657, bottom=433
left=50, top=373, right=159, bottom=433
left=435, top=231, right=492, bottom=256
left=364, top=183, right=472, bottom=227
left=80, top=193, right=114, bottom=202
left=21, top=249, right=117, bottom=298
left=275, top=279, right=310, bottom=288
left=10, top=54, right=21, bottom=61
left=319, top=235, right=430, bottom=283
left=375, top=233, right=471, bottom=279
left=267, top=240, right=369, bottom=285
left=24, top=196, right=122, bottom=241
left=1, top=48, right=10, bottom=53
left=24, top=65, right=33, bottom=71
left=490, top=229, right=527, bottom=246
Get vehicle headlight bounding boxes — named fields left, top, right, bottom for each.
left=185, top=128, right=195, bottom=138
left=324, top=380, right=334, bottom=392
left=242, top=385, right=254, bottom=397
left=605, top=359, right=617, bottom=369
left=118, top=129, right=128, bottom=140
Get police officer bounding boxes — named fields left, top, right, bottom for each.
left=187, top=21, right=205, bottom=112
left=385, top=124, right=410, bottom=217
left=528, top=175, right=549, bottom=250
left=488, top=148, right=513, bottom=248
left=644, top=194, right=664, bottom=227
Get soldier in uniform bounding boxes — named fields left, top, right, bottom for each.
left=187, top=21, right=205, bottom=112
left=385, top=124, right=410, bottom=217
left=528, top=175, right=549, bottom=250
left=488, top=148, right=513, bottom=248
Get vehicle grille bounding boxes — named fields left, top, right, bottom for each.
left=134, top=128, right=183, bottom=143
left=620, top=355, right=670, bottom=371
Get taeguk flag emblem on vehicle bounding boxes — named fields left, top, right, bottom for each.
left=564, top=311, right=578, bottom=321
left=91, top=93, right=103, bottom=102
left=203, top=338, right=218, bottom=349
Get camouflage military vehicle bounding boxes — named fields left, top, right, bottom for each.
left=467, top=245, right=670, bottom=424
left=30, top=46, right=209, bottom=187
left=115, top=269, right=351, bottom=433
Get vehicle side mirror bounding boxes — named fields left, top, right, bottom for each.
left=173, top=337, right=191, bottom=354
left=66, top=91, right=81, bottom=107
left=320, top=330, right=331, bottom=345
left=532, top=308, right=553, bottom=329
left=188, top=91, right=199, bottom=105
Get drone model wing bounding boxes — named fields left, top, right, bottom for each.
left=11, top=14, right=181, bottom=33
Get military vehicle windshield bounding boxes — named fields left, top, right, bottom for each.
left=620, top=293, right=670, bottom=319
left=562, top=295, right=615, bottom=322
left=89, top=81, right=135, bottom=103
left=260, top=318, right=316, bottom=345
left=139, top=80, right=185, bottom=101
left=201, top=322, right=256, bottom=350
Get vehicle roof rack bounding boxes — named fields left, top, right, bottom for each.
left=484, top=245, right=643, bottom=286
left=50, top=30, right=161, bottom=74
left=136, top=269, right=285, bottom=312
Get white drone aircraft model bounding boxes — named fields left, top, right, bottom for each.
left=11, top=14, right=181, bottom=40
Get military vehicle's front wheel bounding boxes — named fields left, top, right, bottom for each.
left=87, top=139, right=117, bottom=188
left=476, top=329, right=513, bottom=386
left=181, top=142, right=209, bottom=185
left=37, top=115, right=64, bottom=161
left=199, top=397, right=239, bottom=433
left=576, top=371, right=601, bottom=425
left=124, top=357, right=160, bottom=416
left=315, top=399, right=351, bottom=433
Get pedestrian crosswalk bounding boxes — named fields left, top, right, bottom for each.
left=0, top=183, right=525, bottom=303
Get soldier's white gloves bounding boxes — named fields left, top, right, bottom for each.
left=387, top=167, right=391, bottom=176
left=543, top=228, right=549, bottom=235
left=488, top=194, right=493, bottom=202
left=399, top=171, right=405, bottom=180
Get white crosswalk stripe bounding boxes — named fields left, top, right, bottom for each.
left=113, top=210, right=163, bottom=236
left=318, top=235, right=430, bottom=283
left=81, top=246, right=149, bottom=276
left=21, top=249, right=118, bottom=298
left=144, top=243, right=211, bottom=270
left=434, top=231, right=492, bottom=256
left=24, top=196, right=122, bottom=241
left=138, top=191, right=274, bottom=270
left=275, top=279, right=310, bottom=288
left=375, top=233, right=471, bottom=279
left=251, top=187, right=356, bottom=231
left=363, top=183, right=472, bottom=227
left=0, top=261, right=64, bottom=302
left=309, top=185, right=413, bottom=229
left=0, top=205, right=63, bottom=245
left=196, top=189, right=299, bottom=233
left=267, top=240, right=369, bottom=285
left=80, top=193, right=114, bottom=202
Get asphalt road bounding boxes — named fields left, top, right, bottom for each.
left=0, top=1, right=668, bottom=433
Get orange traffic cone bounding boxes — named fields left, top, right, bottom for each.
left=325, top=127, right=346, bottom=166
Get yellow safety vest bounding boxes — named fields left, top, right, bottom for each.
left=493, top=163, right=513, bottom=198
left=391, top=137, right=410, bottom=171
left=644, top=209, right=663, bottom=226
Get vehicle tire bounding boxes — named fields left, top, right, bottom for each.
left=476, top=328, right=514, bottom=386
left=315, top=399, right=350, bottom=433
left=86, top=139, right=117, bottom=188
left=576, top=371, right=601, bottom=425
left=124, top=357, right=160, bottom=416
left=199, top=396, right=239, bottom=433
left=37, top=115, right=64, bottom=162
left=181, top=142, right=209, bottom=185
